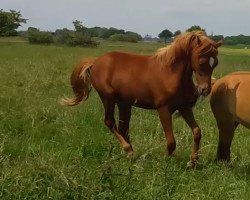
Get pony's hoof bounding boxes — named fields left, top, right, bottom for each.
left=127, top=151, right=134, bottom=158
left=166, top=152, right=175, bottom=157
left=186, top=160, right=197, bottom=169
left=216, top=156, right=230, bottom=163
left=124, top=145, right=133, bottom=158
left=167, top=142, right=176, bottom=155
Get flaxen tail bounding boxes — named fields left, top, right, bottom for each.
left=60, top=59, right=95, bottom=106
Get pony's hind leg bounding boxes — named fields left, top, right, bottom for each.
left=216, top=119, right=237, bottom=162
left=117, top=102, right=133, bottom=156
left=100, top=96, right=133, bottom=156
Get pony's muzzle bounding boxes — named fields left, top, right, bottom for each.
left=197, top=84, right=211, bottom=96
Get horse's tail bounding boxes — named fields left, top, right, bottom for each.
left=60, top=59, right=95, bottom=106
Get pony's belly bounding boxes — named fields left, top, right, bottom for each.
left=115, top=92, right=156, bottom=109
left=235, top=103, right=250, bottom=125
left=235, top=99, right=250, bottom=128
left=229, top=79, right=250, bottom=128
left=119, top=97, right=156, bottom=109
left=236, top=117, right=250, bottom=129
left=132, top=102, right=156, bottom=109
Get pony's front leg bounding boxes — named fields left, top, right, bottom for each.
left=180, top=108, right=201, bottom=167
left=117, top=102, right=133, bottom=157
left=157, top=106, right=176, bottom=155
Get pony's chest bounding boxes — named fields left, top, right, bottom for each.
left=171, top=87, right=198, bottom=111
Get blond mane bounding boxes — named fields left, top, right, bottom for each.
left=153, top=31, right=218, bottom=67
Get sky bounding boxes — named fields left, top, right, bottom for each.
left=2, top=0, right=250, bottom=37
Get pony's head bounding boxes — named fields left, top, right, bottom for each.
left=188, top=32, right=223, bottom=96
left=153, top=31, right=223, bottom=96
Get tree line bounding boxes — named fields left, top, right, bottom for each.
left=2, top=9, right=250, bottom=47
left=158, top=25, right=250, bottom=45
left=0, top=10, right=142, bottom=47
left=23, top=20, right=143, bottom=47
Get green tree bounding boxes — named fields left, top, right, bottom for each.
left=87, top=26, right=103, bottom=37
left=125, top=31, right=142, bottom=41
left=158, top=29, right=173, bottom=43
left=27, top=27, right=39, bottom=32
left=102, top=27, right=125, bottom=39
left=0, top=9, right=27, bottom=36
left=108, top=32, right=142, bottom=43
left=224, top=35, right=250, bottom=45
left=210, top=35, right=224, bottom=42
left=174, top=30, right=181, bottom=37
left=186, top=25, right=205, bottom=33
left=72, top=20, right=87, bottom=33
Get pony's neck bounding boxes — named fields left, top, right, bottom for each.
left=153, top=43, right=190, bottom=70
left=183, top=64, right=194, bottom=84
left=178, top=61, right=194, bottom=86
left=153, top=42, right=195, bottom=87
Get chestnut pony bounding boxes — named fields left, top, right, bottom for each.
left=210, top=72, right=250, bottom=162
left=61, top=32, right=223, bottom=164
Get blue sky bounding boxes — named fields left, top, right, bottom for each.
left=2, top=0, right=250, bottom=37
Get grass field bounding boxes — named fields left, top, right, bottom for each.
left=0, top=38, right=250, bottom=199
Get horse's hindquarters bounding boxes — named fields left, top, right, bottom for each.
left=211, top=73, right=250, bottom=126
left=210, top=72, right=250, bottom=161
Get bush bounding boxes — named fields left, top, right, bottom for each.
left=125, top=31, right=142, bottom=42
left=54, top=28, right=71, bottom=44
left=54, top=29, right=98, bottom=47
left=108, top=32, right=142, bottom=43
left=66, top=32, right=97, bottom=47
left=27, top=29, right=53, bottom=44
left=102, top=27, right=125, bottom=39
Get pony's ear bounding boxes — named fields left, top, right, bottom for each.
left=188, top=34, right=201, bottom=49
left=216, top=39, right=224, bottom=47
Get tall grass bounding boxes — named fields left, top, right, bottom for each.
left=0, top=40, right=250, bottom=199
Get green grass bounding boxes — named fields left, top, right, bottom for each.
left=0, top=39, right=250, bottom=199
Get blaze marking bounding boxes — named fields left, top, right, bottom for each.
left=209, top=57, right=215, bottom=67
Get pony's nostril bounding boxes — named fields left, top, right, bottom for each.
left=201, top=87, right=211, bottom=96
left=197, top=86, right=210, bottom=96
left=201, top=88, right=206, bottom=93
